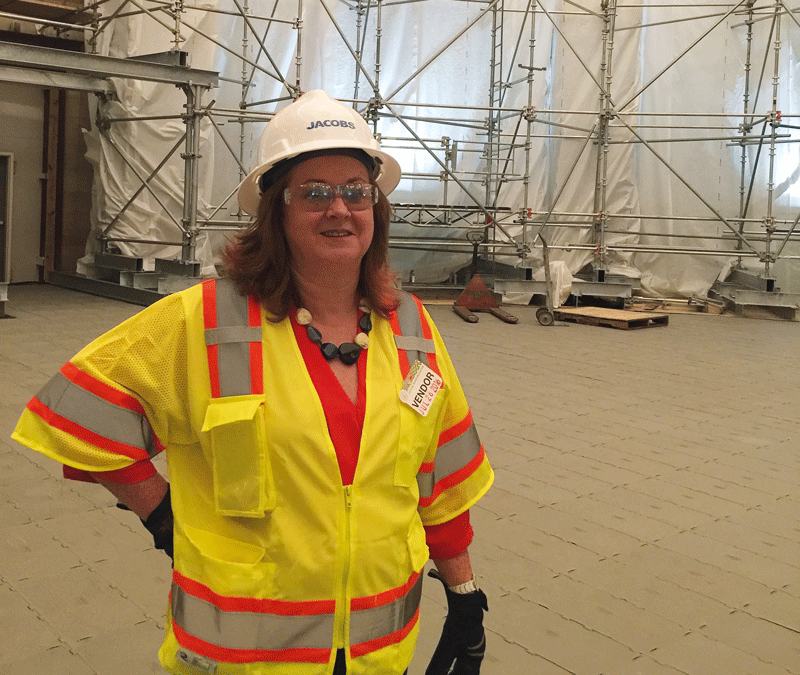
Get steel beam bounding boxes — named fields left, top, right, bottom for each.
left=0, top=64, right=114, bottom=94
left=726, top=268, right=776, bottom=292
left=95, top=252, right=144, bottom=272
left=714, top=287, right=800, bottom=308
left=155, top=258, right=201, bottom=277
left=0, top=41, right=218, bottom=89
left=494, top=278, right=633, bottom=299
left=47, top=271, right=162, bottom=306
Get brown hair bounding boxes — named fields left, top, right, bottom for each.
left=222, top=174, right=399, bottom=321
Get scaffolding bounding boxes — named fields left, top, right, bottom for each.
left=2, top=0, right=799, bottom=312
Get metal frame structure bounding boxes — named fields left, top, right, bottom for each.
left=2, top=0, right=799, bottom=307
left=0, top=38, right=217, bottom=298
left=0, top=152, right=12, bottom=317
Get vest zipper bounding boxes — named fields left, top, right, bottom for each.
left=337, top=484, right=354, bottom=652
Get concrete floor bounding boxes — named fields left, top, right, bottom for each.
left=1, top=283, right=798, bottom=675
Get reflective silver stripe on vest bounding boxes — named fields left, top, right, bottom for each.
left=205, top=326, right=262, bottom=346
left=416, top=421, right=481, bottom=500
left=349, top=574, right=423, bottom=647
left=394, top=335, right=435, bottom=355
left=36, top=371, right=157, bottom=457
left=394, top=292, right=431, bottom=368
left=206, top=278, right=261, bottom=398
left=171, top=584, right=335, bottom=651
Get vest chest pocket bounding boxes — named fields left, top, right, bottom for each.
left=201, top=394, right=276, bottom=517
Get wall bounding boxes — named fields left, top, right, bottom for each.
left=0, top=81, right=42, bottom=283
left=0, top=82, right=93, bottom=282
left=61, top=90, right=93, bottom=273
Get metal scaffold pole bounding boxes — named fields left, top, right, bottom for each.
left=486, top=0, right=505, bottom=255
left=737, top=0, right=756, bottom=258
left=181, top=83, right=202, bottom=265
left=520, top=0, right=538, bottom=268
left=592, top=0, right=618, bottom=280
left=763, top=0, right=783, bottom=279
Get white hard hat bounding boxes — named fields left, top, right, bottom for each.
left=237, top=90, right=402, bottom=216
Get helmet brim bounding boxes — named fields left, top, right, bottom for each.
left=237, top=146, right=401, bottom=217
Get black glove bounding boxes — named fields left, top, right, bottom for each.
left=426, top=568, right=488, bottom=675
left=141, top=486, right=173, bottom=561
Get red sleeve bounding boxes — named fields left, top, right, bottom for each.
left=64, top=459, right=158, bottom=484
left=424, top=509, right=473, bottom=559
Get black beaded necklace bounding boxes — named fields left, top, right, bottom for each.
left=296, top=307, right=372, bottom=366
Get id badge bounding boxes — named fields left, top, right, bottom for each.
left=399, top=360, right=443, bottom=416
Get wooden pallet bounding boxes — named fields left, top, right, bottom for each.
left=554, top=307, right=669, bottom=330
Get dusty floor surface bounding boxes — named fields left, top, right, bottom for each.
left=1, top=284, right=798, bottom=675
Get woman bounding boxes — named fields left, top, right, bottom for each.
left=12, top=90, right=493, bottom=675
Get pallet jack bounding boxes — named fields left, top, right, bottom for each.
left=452, top=230, right=518, bottom=323
left=452, top=275, right=519, bottom=323
left=452, top=230, right=558, bottom=326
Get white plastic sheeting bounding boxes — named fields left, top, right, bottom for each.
left=81, top=0, right=227, bottom=275
left=630, top=4, right=800, bottom=297
left=503, top=261, right=574, bottom=307
left=85, top=1, right=799, bottom=295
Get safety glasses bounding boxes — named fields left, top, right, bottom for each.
left=284, top=182, right=378, bottom=212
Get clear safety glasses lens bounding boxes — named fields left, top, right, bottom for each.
left=284, top=183, right=378, bottom=212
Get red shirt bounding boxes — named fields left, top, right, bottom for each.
left=290, top=311, right=471, bottom=560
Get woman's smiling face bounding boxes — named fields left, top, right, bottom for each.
left=283, top=154, right=375, bottom=274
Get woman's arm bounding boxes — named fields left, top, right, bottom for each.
left=431, top=548, right=475, bottom=586
left=96, top=472, right=169, bottom=520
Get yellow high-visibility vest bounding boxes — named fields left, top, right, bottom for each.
left=13, top=279, right=494, bottom=675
